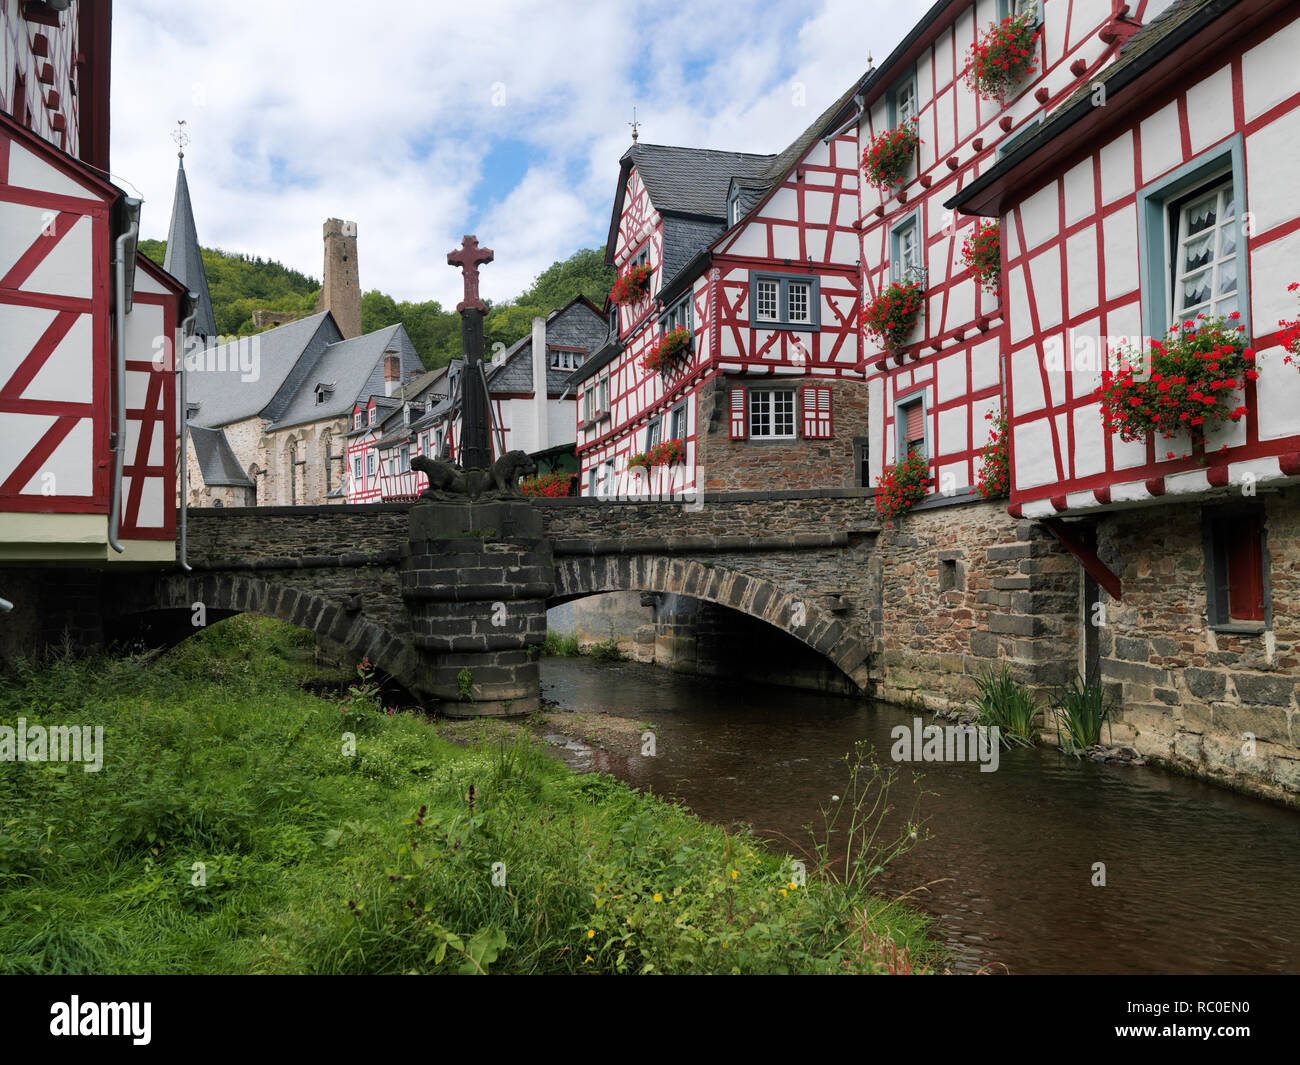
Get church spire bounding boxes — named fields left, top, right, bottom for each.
left=163, top=121, right=216, bottom=339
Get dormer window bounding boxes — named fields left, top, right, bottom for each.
left=550, top=348, right=584, bottom=371
left=729, top=191, right=742, bottom=226
left=315, top=383, right=333, bottom=405
left=402, top=406, right=410, bottom=426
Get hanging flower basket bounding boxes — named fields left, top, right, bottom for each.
left=976, top=410, right=1009, bottom=500
left=610, top=263, right=652, bottom=305
left=862, top=119, right=921, bottom=190
left=640, top=326, right=691, bottom=376
left=627, top=453, right=652, bottom=473
left=519, top=471, right=573, bottom=498
left=964, top=11, right=1040, bottom=100
left=863, top=280, right=924, bottom=352
left=1095, top=314, right=1253, bottom=447
left=961, top=221, right=1001, bottom=290
left=875, top=449, right=931, bottom=522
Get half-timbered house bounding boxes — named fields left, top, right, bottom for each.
left=574, top=88, right=867, bottom=498
left=950, top=0, right=1300, bottom=795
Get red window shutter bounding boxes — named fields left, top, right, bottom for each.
left=1226, top=517, right=1266, bottom=621
left=905, top=400, right=924, bottom=443
left=730, top=387, right=747, bottom=439
left=802, top=386, right=832, bottom=439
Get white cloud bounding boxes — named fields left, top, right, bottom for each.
left=111, top=0, right=929, bottom=307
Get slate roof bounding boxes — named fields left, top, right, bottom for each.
left=163, top=158, right=217, bottom=339
left=188, top=425, right=252, bottom=487
left=623, top=143, right=775, bottom=219
left=269, top=323, right=405, bottom=431
left=186, top=311, right=339, bottom=428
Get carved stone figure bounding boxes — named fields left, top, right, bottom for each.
left=412, top=450, right=538, bottom=502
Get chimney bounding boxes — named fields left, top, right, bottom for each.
left=532, top=316, right=549, bottom=454
left=384, top=352, right=400, bottom=397
left=317, top=218, right=361, bottom=339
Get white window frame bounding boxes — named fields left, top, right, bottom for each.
left=749, top=389, right=797, bottom=439
left=1169, top=174, right=1238, bottom=326
left=754, top=278, right=780, bottom=322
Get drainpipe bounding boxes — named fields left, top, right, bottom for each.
left=177, top=294, right=198, bottom=572
left=108, top=197, right=142, bottom=554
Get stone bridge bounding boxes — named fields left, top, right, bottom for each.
left=106, top=490, right=883, bottom=715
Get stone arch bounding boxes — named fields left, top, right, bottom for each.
left=551, top=555, right=871, bottom=690
left=114, top=573, right=425, bottom=697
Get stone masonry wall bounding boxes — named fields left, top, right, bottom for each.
left=868, top=499, right=1080, bottom=711
left=695, top=376, right=870, bottom=494
left=1096, top=490, right=1300, bottom=803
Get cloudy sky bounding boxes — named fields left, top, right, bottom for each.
left=110, top=0, right=935, bottom=307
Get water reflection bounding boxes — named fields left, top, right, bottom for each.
left=540, top=657, right=1300, bottom=974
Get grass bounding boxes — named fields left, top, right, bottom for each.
left=1052, top=674, right=1113, bottom=754
left=0, top=617, right=939, bottom=975
left=970, top=664, right=1040, bottom=748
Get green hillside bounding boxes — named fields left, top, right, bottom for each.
left=140, top=240, right=614, bottom=370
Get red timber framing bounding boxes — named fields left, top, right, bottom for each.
left=0, top=110, right=116, bottom=515
left=857, top=0, right=1164, bottom=498
left=953, top=0, right=1300, bottom=517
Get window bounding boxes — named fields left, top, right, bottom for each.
left=748, top=272, right=820, bottom=330
left=602, top=459, right=615, bottom=495
left=663, top=294, right=692, bottom=334
left=367, top=408, right=375, bottom=426
left=729, top=191, right=743, bottom=227
left=999, top=0, right=1042, bottom=23
left=354, top=456, right=363, bottom=481
left=647, top=418, right=662, bottom=449
left=891, top=215, right=923, bottom=284
left=435, top=428, right=446, bottom=458
left=583, top=388, right=594, bottom=423
left=402, top=406, right=411, bottom=425
left=1204, top=507, right=1268, bottom=628
left=996, top=114, right=1044, bottom=161
left=889, top=71, right=918, bottom=128
left=315, top=384, right=329, bottom=405
left=670, top=403, right=686, bottom=442
left=597, top=377, right=610, bottom=416
left=550, top=348, right=584, bottom=371
left=749, top=389, right=796, bottom=438
left=1137, top=137, right=1247, bottom=340
left=421, top=433, right=429, bottom=454
left=587, top=467, right=598, bottom=496
left=366, top=453, right=375, bottom=477
left=354, top=412, right=364, bottom=430
left=1170, top=178, right=1238, bottom=325
left=399, top=445, right=410, bottom=473
left=896, top=396, right=927, bottom=458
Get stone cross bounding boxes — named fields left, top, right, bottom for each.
left=447, top=235, right=494, bottom=314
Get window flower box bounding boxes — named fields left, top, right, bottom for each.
left=610, top=263, right=653, bottom=305
left=519, top=471, right=574, bottom=498
left=640, top=326, right=692, bottom=377
left=964, top=11, right=1040, bottom=101
left=1095, top=314, right=1253, bottom=449
left=875, top=449, right=931, bottom=522
left=863, top=119, right=921, bottom=190
left=961, top=221, right=1001, bottom=291
left=863, top=280, right=925, bottom=353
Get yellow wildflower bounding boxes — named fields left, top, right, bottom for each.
left=586, top=929, right=595, bottom=939
left=653, top=893, right=663, bottom=902
left=730, top=869, right=738, bottom=880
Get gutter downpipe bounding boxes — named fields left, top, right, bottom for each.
left=822, top=93, right=865, bottom=143
left=108, top=197, right=142, bottom=554
left=177, top=294, right=199, bottom=571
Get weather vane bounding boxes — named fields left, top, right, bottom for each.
left=171, top=119, right=189, bottom=158
left=628, top=106, right=640, bottom=143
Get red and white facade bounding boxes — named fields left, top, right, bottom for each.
left=955, top=0, right=1300, bottom=520
left=578, top=124, right=864, bottom=498
left=860, top=0, right=1182, bottom=497
left=1, top=51, right=187, bottom=562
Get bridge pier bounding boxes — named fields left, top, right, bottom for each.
left=402, top=500, right=552, bottom=717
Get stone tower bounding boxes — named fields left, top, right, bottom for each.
left=317, top=218, right=361, bottom=339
